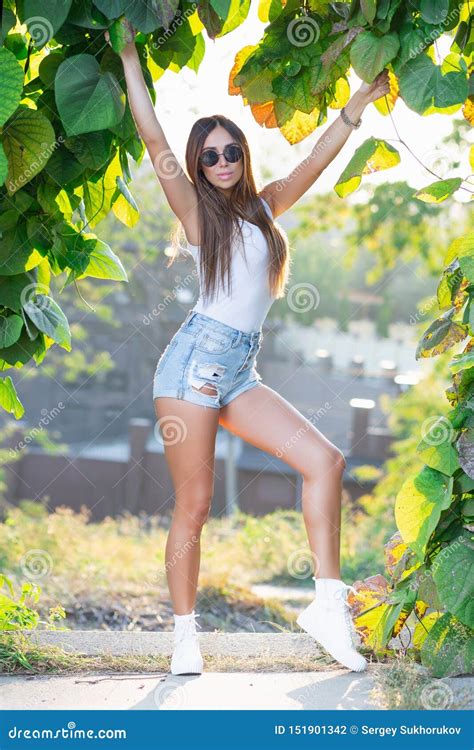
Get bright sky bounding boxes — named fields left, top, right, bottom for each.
left=152, top=3, right=472, bottom=204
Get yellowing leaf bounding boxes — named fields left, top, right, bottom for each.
left=258, top=0, right=272, bottom=22
left=112, top=193, right=140, bottom=228
left=328, top=77, right=350, bottom=109
left=415, top=177, right=463, bottom=203
left=188, top=8, right=204, bottom=35
left=413, top=612, right=442, bottom=650
left=147, top=56, right=168, bottom=82
left=335, top=138, right=400, bottom=197
left=373, top=68, right=399, bottom=115
left=229, top=45, right=258, bottom=96
left=395, top=467, right=453, bottom=560
left=384, top=532, right=407, bottom=576
left=463, top=97, right=474, bottom=125
left=280, top=107, right=321, bottom=145
left=350, top=575, right=411, bottom=650
left=250, top=101, right=278, bottom=128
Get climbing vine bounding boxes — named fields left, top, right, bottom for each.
left=0, top=0, right=472, bottom=674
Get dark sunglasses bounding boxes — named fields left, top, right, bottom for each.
left=199, top=144, right=243, bottom=168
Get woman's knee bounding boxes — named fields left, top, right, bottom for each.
left=303, top=444, right=346, bottom=481
left=174, top=491, right=213, bottom=529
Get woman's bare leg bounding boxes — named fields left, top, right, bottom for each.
left=219, top=384, right=345, bottom=579
left=154, top=397, right=220, bottom=614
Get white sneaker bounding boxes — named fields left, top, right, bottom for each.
left=170, top=610, right=204, bottom=675
left=296, top=577, right=367, bottom=672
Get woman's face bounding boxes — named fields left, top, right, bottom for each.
left=199, top=125, right=244, bottom=193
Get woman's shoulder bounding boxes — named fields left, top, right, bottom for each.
left=258, top=193, right=274, bottom=219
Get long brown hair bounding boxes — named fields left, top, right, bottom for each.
left=168, top=114, right=290, bottom=302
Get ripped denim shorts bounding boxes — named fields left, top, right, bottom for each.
left=152, top=310, right=263, bottom=409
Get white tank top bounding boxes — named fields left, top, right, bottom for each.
left=185, top=196, right=276, bottom=333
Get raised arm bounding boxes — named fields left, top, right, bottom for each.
left=106, top=25, right=199, bottom=237
left=260, top=70, right=390, bottom=219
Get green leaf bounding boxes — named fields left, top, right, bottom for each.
left=0, top=47, right=24, bottom=127
left=125, top=0, right=180, bottom=32
left=415, top=177, right=463, bottom=203
left=272, top=67, right=319, bottom=114
left=421, top=612, right=474, bottom=677
left=219, top=0, right=251, bottom=36
left=55, top=55, right=125, bottom=137
left=398, top=53, right=468, bottom=115
left=0, top=327, right=43, bottom=367
left=395, top=466, right=454, bottom=560
left=432, top=537, right=474, bottom=627
left=63, top=131, right=114, bottom=171
left=0, top=223, right=34, bottom=276
left=457, top=428, right=474, bottom=479
left=211, top=0, right=232, bottom=18
left=444, top=232, right=474, bottom=266
left=449, top=351, right=474, bottom=374
left=416, top=308, right=467, bottom=359
left=198, top=0, right=224, bottom=39
left=93, top=0, right=128, bottom=17
left=360, top=0, right=376, bottom=24
left=0, top=272, right=37, bottom=313
left=0, top=143, right=7, bottom=186
left=2, top=107, right=56, bottom=196
left=0, top=314, right=23, bottom=348
left=107, top=15, right=135, bottom=56
left=334, top=137, right=400, bottom=197
left=350, top=30, right=400, bottom=83
left=71, top=238, right=128, bottom=283
left=0, top=376, right=24, bottom=419
left=23, top=295, right=71, bottom=350
left=416, top=427, right=460, bottom=477
left=186, top=33, right=205, bottom=74
left=23, top=0, right=72, bottom=45
left=43, top=145, right=85, bottom=185
left=66, top=1, right=108, bottom=28
left=417, top=0, right=449, bottom=25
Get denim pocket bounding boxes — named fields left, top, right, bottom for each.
left=195, top=329, right=233, bottom=355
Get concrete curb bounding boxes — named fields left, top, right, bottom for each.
left=20, top=630, right=327, bottom=658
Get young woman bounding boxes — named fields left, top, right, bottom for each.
left=106, top=24, right=390, bottom=676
